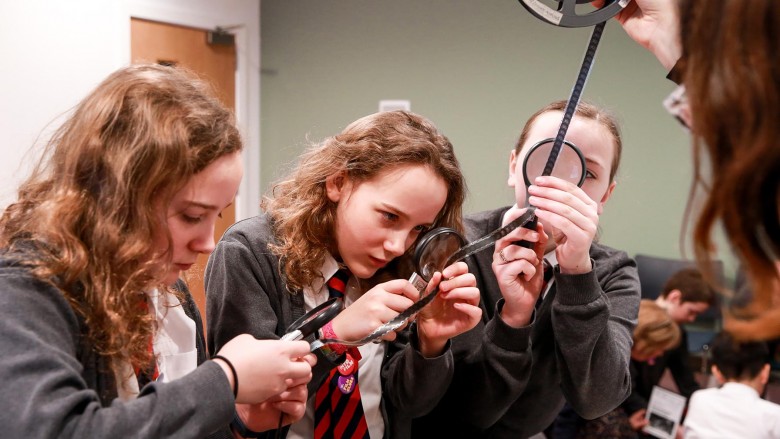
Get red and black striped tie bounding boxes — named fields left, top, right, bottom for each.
left=313, top=269, right=370, bottom=439
left=536, top=259, right=554, bottom=310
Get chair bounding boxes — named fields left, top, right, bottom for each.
left=634, top=254, right=724, bottom=353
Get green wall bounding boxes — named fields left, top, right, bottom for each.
left=260, top=0, right=736, bottom=278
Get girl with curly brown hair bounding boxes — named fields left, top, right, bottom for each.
left=0, top=64, right=314, bottom=438
left=205, top=110, right=482, bottom=438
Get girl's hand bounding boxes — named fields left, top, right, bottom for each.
left=233, top=383, right=309, bottom=435
left=492, top=207, right=549, bottom=327
left=416, top=262, right=482, bottom=357
left=629, top=408, right=649, bottom=431
left=330, top=279, right=419, bottom=342
left=528, top=176, right=596, bottom=275
left=214, top=336, right=314, bottom=404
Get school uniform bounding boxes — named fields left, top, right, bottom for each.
left=684, top=382, right=780, bottom=438
left=0, top=249, right=234, bottom=438
left=412, top=206, right=640, bottom=438
left=205, top=213, right=455, bottom=439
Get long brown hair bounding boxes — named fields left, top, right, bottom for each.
left=0, top=64, right=242, bottom=374
left=263, top=110, right=465, bottom=292
left=679, top=0, right=780, bottom=339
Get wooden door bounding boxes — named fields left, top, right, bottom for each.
left=131, top=18, right=237, bottom=335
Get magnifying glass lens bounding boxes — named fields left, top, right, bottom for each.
left=416, top=229, right=465, bottom=281
left=523, top=140, right=585, bottom=186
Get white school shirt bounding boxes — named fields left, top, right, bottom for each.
left=684, top=382, right=780, bottom=439
left=288, top=254, right=385, bottom=439
left=115, top=288, right=198, bottom=400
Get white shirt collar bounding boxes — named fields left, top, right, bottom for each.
left=720, top=381, right=761, bottom=399
left=302, top=253, right=357, bottom=310
left=114, top=288, right=197, bottom=400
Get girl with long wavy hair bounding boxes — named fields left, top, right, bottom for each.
left=615, top=0, right=780, bottom=340
left=205, top=110, right=482, bottom=438
left=0, top=64, right=314, bottom=437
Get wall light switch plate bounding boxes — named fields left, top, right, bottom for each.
left=379, top=100, right=410, bottom=112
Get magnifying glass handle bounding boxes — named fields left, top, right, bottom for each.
left=408, top=272, right=428, bottom=294
left=280, top=329, right=304, bottom=341
left=513, top=215, right=538, bottom=249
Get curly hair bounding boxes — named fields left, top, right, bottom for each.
left=0, top=64, right=242, bottom=377
left=263, top=110, right=465, bottom=292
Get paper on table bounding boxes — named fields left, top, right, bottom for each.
left=643, top=385, right=687, bottom=439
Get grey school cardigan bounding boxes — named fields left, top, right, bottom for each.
left=412, top=206, right=641, bottom=438
left=204, top=213, right=455, bottom=439
left=0, top=253, right=235, bottom=438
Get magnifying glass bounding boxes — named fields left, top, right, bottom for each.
left=280, top=297, right=343, bottom=341
left=276, top=297, right=341, bottom=436
left=408, top=227, right=467, bottom=294
left=515, top=137, right=586, bottom=248
left=309, top=209, right=537, bottom=349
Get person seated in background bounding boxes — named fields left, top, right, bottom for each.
left=550, top=299, right=681, bottom=438
left=607, top=268, right=715, bottom=437
left=683, top=332, right=780, bottom=438
left=640, top=268, right=716, bottom=404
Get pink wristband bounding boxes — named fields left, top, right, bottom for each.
left=321, top=321, right=348, bottom=355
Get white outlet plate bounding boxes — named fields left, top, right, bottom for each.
left=379, top=100, right=410, bottom=112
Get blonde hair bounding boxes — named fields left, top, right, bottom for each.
left=263, top=110, right=465, bottom=292
left=633, top=300, right=681, bottom=358
left=0, top=64, right=242, bottom=375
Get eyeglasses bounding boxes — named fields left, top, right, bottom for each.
left=663, top=84, right=692, bottom=130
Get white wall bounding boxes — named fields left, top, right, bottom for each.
left=0, top=0, right=261, bottom=220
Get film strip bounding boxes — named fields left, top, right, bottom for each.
left=310, top=207, right=538, bottom=350
left=311, top=2, right=619, bottom=351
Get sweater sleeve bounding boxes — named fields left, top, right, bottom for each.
left=552, top=248, right=640, bottom=419
left=416, top=208, right=537, bottom=430
left=204, top=217, right=344, bottom=395
left=381, top=325, right=454, bottom=419
left=446, top=299, right=536, bottom=428
left=622, top=361, right=649, bottom=415
left=0, top=269, right=234, bottom=438
left=177, top=280, right=234, bottom=439
left=205, top=218, right=287, bottom=352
